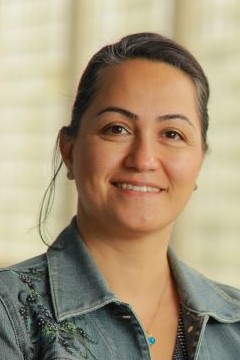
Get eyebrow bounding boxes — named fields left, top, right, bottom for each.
left=96, top=106, right=194, bottom=127
left=96, top=107, right=138, bottom=120
left=158, top=113, right=194, bottom=127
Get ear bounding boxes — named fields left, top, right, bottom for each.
left=59, top=127, right=75, bottom=179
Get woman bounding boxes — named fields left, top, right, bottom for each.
left=0, top=32, right=239, bottom=360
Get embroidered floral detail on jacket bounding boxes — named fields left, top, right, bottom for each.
left=16, top=267, right=97, bottom=359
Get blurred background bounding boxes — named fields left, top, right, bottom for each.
left=0, top=0, right=239, bottom=287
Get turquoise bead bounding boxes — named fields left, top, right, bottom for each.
left=148, top=335, right=156, bottom=345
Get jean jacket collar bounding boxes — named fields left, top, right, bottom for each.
left=47, top=218, right=240, bottom=323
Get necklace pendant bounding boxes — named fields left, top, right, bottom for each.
left=147, top=333, right=156, bottom=346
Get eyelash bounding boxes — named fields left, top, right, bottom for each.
left=101, top=123, right=130, bottom=135
left=161, top=130, right=184, bottom=141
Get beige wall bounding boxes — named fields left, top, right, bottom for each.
left=0, top=0, right=74, bottom=263
left=0, top=0, right=239, bottom=287
left=172, top=0, right=240, bottom=288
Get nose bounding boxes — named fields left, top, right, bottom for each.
left=124, top=134, right=159, bottom=172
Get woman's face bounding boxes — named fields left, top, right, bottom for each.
left=62, top=59, right=204, bottom=238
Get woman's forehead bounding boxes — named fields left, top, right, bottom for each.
left=86, top=60, right=197, bottom=114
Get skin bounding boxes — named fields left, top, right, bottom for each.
left=60, top=59, right=205, bottom=360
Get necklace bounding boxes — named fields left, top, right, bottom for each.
left=146, top=273, right=170, bottom=346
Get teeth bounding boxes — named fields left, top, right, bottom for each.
left=117, top=183, right=160, bottom=193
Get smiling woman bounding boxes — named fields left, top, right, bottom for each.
left=0, top=32, right=239, bottom=360
left=60, top=60, right=204, bottom=241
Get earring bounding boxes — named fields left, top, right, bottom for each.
left=67, top=169, right=74, bottom=180
left=194, top=183, right=198, bottom=191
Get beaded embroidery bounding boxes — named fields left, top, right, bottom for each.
left=16, top=267, right=97, bottom=359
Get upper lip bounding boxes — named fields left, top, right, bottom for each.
left=112, top=180, right=166, bottom=190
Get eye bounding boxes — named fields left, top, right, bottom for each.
left=101, top=123, right=130, bottom=135
left=161, top=130, right=184, bottom=141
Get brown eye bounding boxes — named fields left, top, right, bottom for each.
left=103, top=124, right=129, bottom=135
left=163, top=130, right=183, bottom=140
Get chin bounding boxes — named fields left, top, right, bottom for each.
left=113, top=216, right=172, bottom=237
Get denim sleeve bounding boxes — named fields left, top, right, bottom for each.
left=0, top=296, right=25, bottom=359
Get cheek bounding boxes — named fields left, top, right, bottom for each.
left=72, top=141, right=120, bottom=183
left=73, top=146, right=99, bottom=181
left=164, top=153, right=202, bottom=184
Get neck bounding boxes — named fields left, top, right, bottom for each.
left=76, top=216, right=174, bottom=302
left=76, top=216, right=179, bottom=337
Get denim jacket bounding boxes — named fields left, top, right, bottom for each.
left=0, top=218, right=240, bottom=359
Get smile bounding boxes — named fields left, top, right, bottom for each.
left=115, top=182, right=162, bottom=193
